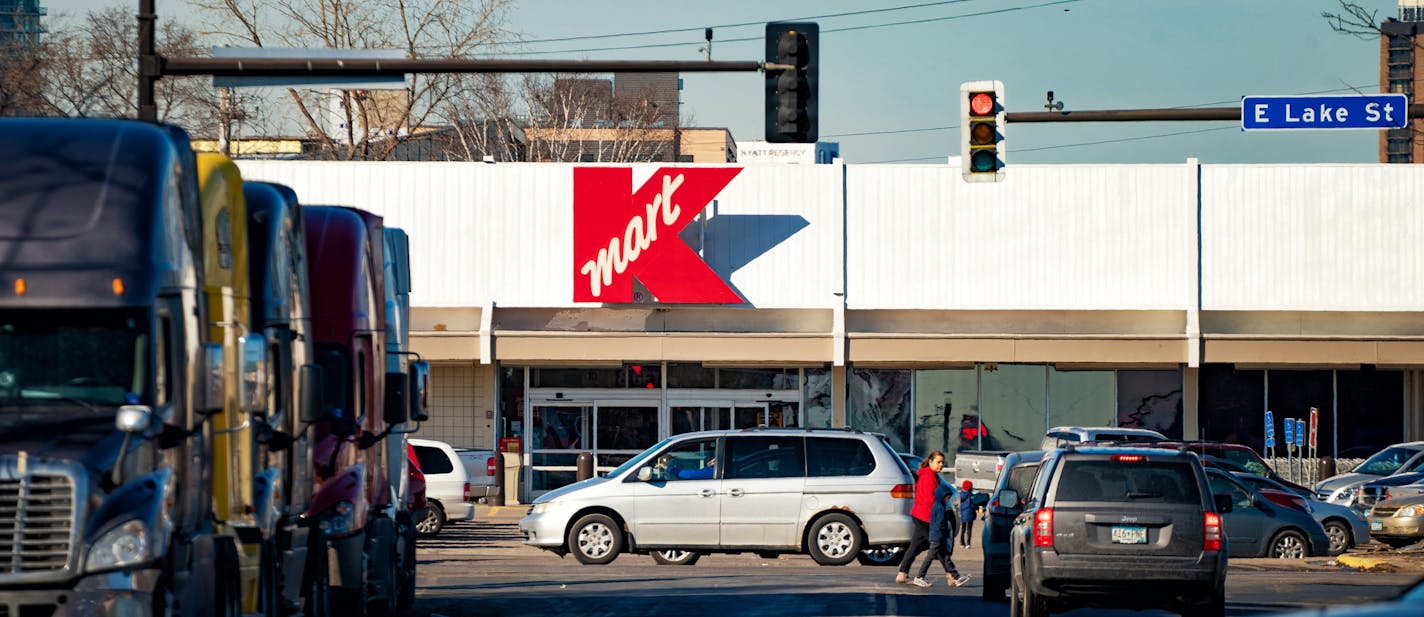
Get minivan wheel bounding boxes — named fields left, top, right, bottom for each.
left=568, top=513, right=622, bottom=565
left=416, top=502, right=445, bottom=537
left=855, top=545, right=903, bottom=566
left=1268, top=529, right=1308, bottom=559
left=650, top=550, right=700, bottom=566
left=1323, top=520, right=1351, bottom=555
left=806, top=513, right=862, bottom=566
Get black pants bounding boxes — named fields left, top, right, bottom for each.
left=960, top=519, right=974, bottom=547
left=897, top=518, right=931, bottom=574
left=915, top=540, right=958, bottom=578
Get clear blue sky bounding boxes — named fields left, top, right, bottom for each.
left=47, top=0, right=1399, bottom=164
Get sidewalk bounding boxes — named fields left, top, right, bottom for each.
left=474, top=504, right=528, bottom=520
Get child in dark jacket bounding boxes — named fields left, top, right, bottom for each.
left=911, top=481, right=971, bottom=587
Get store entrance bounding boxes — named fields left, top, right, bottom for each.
left=524, top=388, right=800, bottom=497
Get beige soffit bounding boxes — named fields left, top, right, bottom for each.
left=410, top=332, right=480, bottom=362
left=494, top=331, right=833, bottom=364
left=849, top=334, right=1187, bottom=365
left=1206, top=337, right=1424, bottom=366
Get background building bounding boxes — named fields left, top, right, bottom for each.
left=1381, top=0, right=1424, bottom=162
left=0, top=0, right=44, bottom=48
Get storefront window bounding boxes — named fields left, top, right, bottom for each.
left=530, top=364, right=660, bottom=389
left=1047, top=367, right=1114, bottom=429
left=596, top=405, right=659, bottom=450
left=803, top=368, right=833, bottom=429
left=667, top=362, right=715, bottom=388
left=1266, top=369, right=1334, bottom=457
left=911, top=369, right=979, bottom=465
left=719, top=367, right=799, bottom=389
left=979, top=364, right=1046, bottom=453
left=849, top=368, right=912, bottom=453
left=499, top=366, right=524, bottom=443
left=1117, top=369, right=1184, bottom=438
left=531, top=405, right=590, bottom=450
left=1336, top=369, right=1404, bottom=459
left=1199, top=364, right=1265, bottom=450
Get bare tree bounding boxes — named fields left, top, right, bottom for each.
left=1322, top=1, right=1384, bottom=38
left=190, top=0, right=512, bottom=160
left=429, top=72, right=526, bottom=161
left=521, top=74, right=679, bottom=163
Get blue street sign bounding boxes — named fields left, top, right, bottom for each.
left=1242, top=94, right=1408, bottom=131
left=1265, top=435, right=1276, bottom=448
left=1295, top=419, right=1306, bottom=447
left=1264, top=411, right=1275, bottom=437
left=1283, top=418, right=1294, bottom=444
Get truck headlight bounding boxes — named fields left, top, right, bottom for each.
left=318, top=501, right=356, bottom=537
left=86, top=520, right=148, bottom=571
left=1394, top=504, right=1424, bottom=518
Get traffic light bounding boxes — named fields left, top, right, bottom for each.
left=765, top=22, right=818, bottom=143
left=961, top=81, right=1005, bottom=182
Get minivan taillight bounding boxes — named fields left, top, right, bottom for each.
left=1033, top=508, right=1054, bottom=547
left=463, top=482, right=473, bottom=502
left=891, top=484, right=914, bottom=499
left=1204, top=512, right=1222, bottom=551
left=487, top=457, right=497, bottom=476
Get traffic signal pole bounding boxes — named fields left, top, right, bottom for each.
left=135, top=1, right=763, bottom=122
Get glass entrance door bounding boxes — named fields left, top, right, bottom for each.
left=529, top=402, right=592, bottom=492
left=594, top=400, right=660, bottom=475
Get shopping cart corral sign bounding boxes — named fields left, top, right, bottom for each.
left=1242, top=94, right=1407, bottom=131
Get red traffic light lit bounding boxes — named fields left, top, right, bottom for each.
left=969, top=92, right=996, bottom=116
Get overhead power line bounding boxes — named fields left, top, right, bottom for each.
left=494, top=0, right=1083, bottom=56
left=864, top=125, right=1238, bottom=163
left=495, top=0, right=984, bottom=47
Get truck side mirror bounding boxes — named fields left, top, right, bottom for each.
left=298, top=363, right=326, bottom=424
left=408, top=361, right=430, bottom=422
left=384, top=372, right=409, bottom=426
left=237, top=334, right=268, bottom=413
left=198, top=343, right=224, bottom=414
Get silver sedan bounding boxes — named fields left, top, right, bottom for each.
left=1234, top=472, right=1371, bottom=555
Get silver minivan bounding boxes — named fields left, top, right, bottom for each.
left=519, top=428, right=914, bottom=566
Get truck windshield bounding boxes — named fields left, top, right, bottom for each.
left=0, top=309, right=150, bottom=410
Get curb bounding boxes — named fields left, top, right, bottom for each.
left=1337, top=552, right=1424, bottom=573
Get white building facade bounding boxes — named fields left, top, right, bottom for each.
left=238, top=159, right=1424, bottom=502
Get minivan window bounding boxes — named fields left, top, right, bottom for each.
left=806, top=437, right=874, bottom=477
left=1055, top=460, right=1197, bottom=504
left=725, top=436, right=805, bottom=479
left=652, top=438, right=717, bottom=481
left=414, top=446, right=454, bottom=475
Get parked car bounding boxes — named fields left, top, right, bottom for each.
left=981, top=450, right=1045, bottom=602
left=519, top=427, right=914, bottom=565
left=1353, top=454, right=1424, bottom=512
left=410, top=438, right=478, bottom=536
left=1006, top=446, right=1229, bottom=617
left=1205, top=468, right=1330, bottom=559
left=455, top=448, right=503, bottom=503
left=1315, top=442, right=1424, bottom=510
left=1144, top=441, right=1312, bottom=496
left=1040, top=426, right=1168, bottom=450
left=1367, top=493, right=1424, bottom=548
left=1360, top=474, right=1424, bottom=513
left=1232, top=472, right=1370, bottom=555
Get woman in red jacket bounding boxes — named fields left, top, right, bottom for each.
left=896, top=450, right=945, bottom=584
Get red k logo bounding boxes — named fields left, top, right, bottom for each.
left=574, top=167, right=742, bottom=303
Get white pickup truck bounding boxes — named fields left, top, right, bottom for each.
left=455, top=449, right=502, bottom=503
left=952, top=450, right=1014, bottom=491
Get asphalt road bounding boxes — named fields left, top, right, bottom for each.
left=411, top=507, right=1420, bottom=617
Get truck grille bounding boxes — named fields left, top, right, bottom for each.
left=0, top=473, right=75, bottom=574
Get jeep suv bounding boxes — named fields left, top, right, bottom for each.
left=1007, top=447, right=1229, bottom=617
left=519, top=427, right=914, bottom=566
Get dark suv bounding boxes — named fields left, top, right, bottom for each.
left=1006, top=447, right=1230, bottom=617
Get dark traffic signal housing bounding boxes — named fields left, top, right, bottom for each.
left=765, top=22, right=818, bottom=143
left=961, top=81, right=1005, bottom=182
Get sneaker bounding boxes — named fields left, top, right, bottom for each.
left=911, top=577, right=933, bottom=588
left=895, top=572, right=908, bottom=584
left=951, top=574, right=971, bottom=587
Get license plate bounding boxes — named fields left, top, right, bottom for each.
left=1111, top=526, right=1147, bottom=544
left=1371, top=520, right=1383, bottom=531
